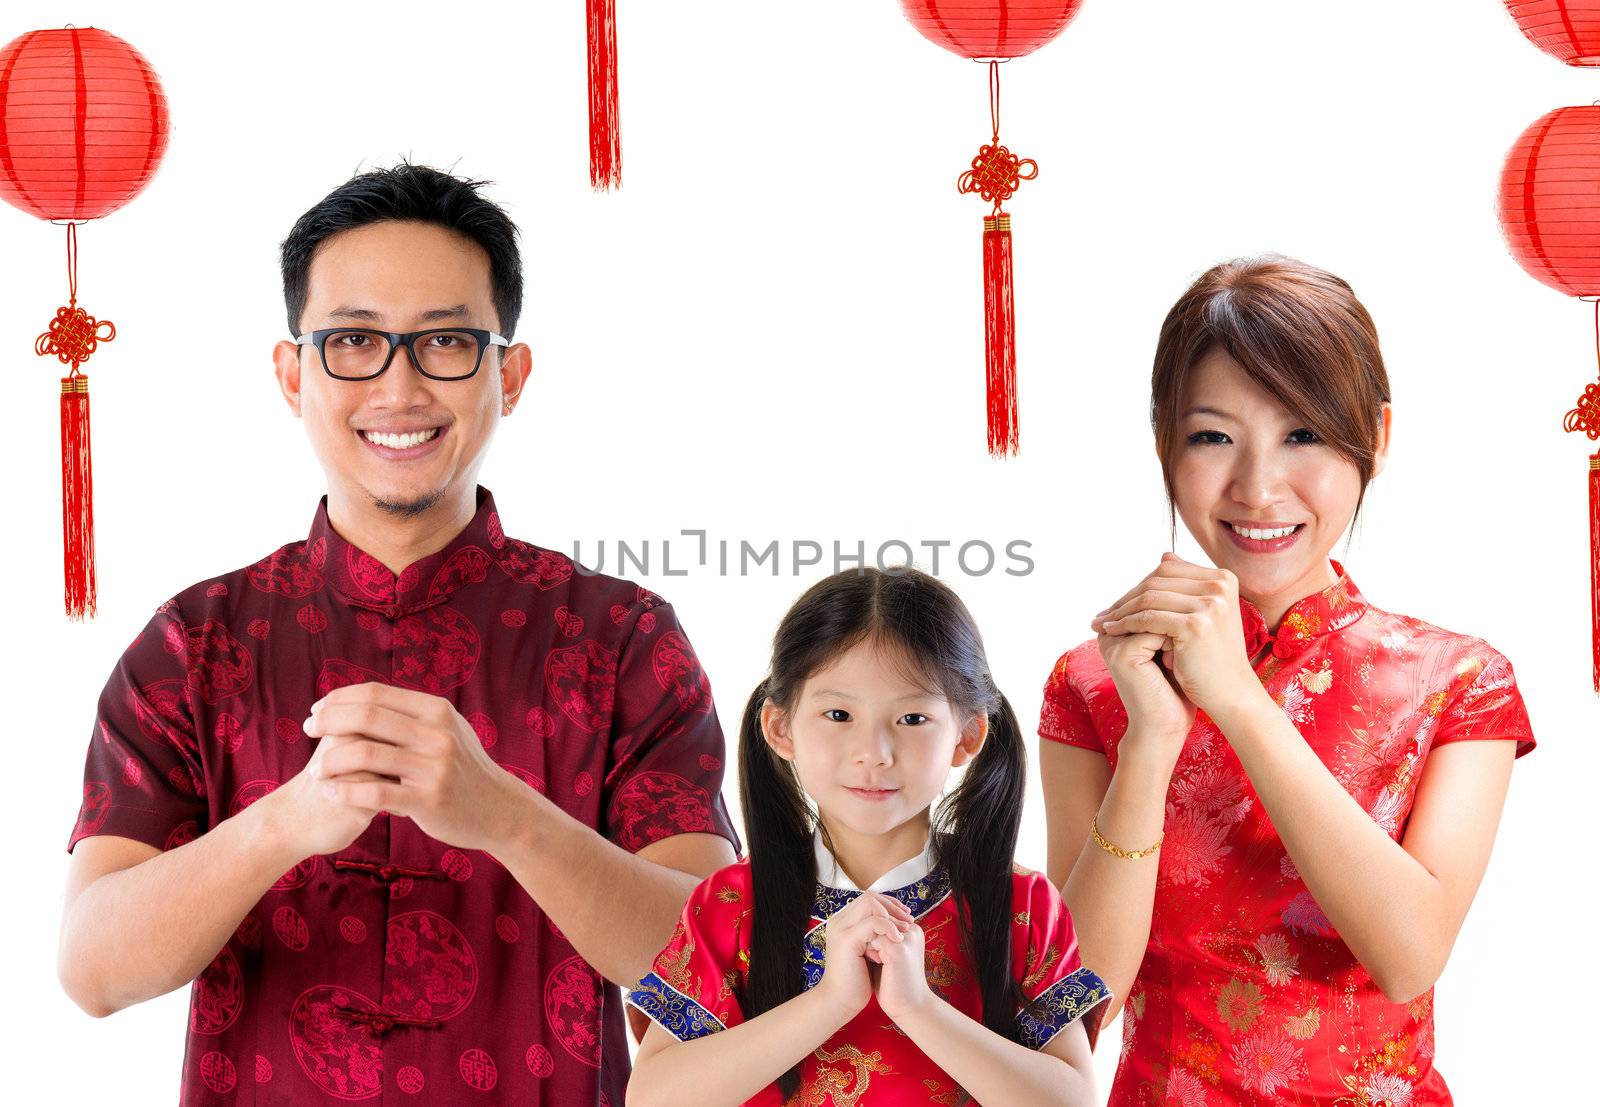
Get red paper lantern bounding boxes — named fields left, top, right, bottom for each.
left=588, top=0, right=620, bottom=189
left=0, top=26, right=170, bottom=619
left=898, top=1, right=1086, bottom=457
left=1504, top=1, right=1600, bottom=66
left=1499, top=104, right=1600, bottom=689
left=901, top=0, right=1086, bottom=60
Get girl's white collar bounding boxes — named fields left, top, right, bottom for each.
left=811, top=826, right=937, bottom=893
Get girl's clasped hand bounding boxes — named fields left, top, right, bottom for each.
left=815, top=891, right=929, bottom=1022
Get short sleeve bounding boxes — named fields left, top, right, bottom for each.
left=1010, top=870, right=1112, bottom=1051
left=602, top=599, right=741, bottom=854
left=626, top=865, right=751, bottom=1041
left=1430, top=645, right=1536, bottom=758
left=67, top=604, right=207, bottom=853
left=1038, top=647, right=1105, bottom=753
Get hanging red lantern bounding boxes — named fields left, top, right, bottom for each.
left=1498, top=104, right=1600, bottom=690
left=1504, top=1, right=1600, bottom=66
left=898, top=1, right=1086, bottom=457
left=0, top=26, right=170, bottom=619
left=589, top=0, right=620, bottom=189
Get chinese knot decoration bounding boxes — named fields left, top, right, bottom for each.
left=1498, top=103, right=1600, bottom=689
left=589, top=0, right=620, bottom=188
left=1569, top=380, right=1600, bottom=439
left=958, top=126, right=1038, bottom=209
left=0, top=26, right=170, bottom=619
left=38, top=299, right=117, bottom=369
left=898, top=0, right=1086, bottom=457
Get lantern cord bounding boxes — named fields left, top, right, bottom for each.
left=66, top=220, right=78, bottom=308
left=1591, top=297, right=1599, bottom=379
left=989, top=60, right=1001, bottom=142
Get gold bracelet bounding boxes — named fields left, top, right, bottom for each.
left=1091, top=813, right=1162, bottom=860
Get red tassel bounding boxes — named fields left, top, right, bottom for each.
left=587, top=0, right=621, bottom=190
left=1590, top=453, right=1599, bottom=693
left=60, top=374, right=96, bottom=620
left=983, top=213, right=1018, bottom=456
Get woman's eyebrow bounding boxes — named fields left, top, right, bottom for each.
left=1182, top=404, right=1235, bottom=419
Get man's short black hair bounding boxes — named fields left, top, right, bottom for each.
left=280, top=162, right=523, bottom=339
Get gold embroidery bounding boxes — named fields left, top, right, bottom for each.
left=1253, top=932, right=1300, bottom=986
left=1022, top=941, right=1061, bottom=991
left=792, top=1044, right=892, bottom=1107
left=1013, top=910, right=1030, bottom=925
left=1283, top=1004, right=1320, bottom=1040
left=1285, top=609, right=1321, bottom=639
left=716, top=884, right=743, bottom=903
left=922, top=916, right=959, bottom=991
left=660, top=925, right=695, bottom=994
left=1298, top=662, right=1334, bottom=694
left=923, top=1077, right=973, bottom=1105
left=650, top=922, right=714, bottom=1025
left=1328, top=580, right=1351, bottom=609
left=1216, top=976, right=1264, bottom=1032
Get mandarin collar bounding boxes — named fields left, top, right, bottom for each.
left=812, top=826, right=938, bottom=894
left=1239, top=559, right=1369, bottom=660
left=309, top=485, right=507, bottom=615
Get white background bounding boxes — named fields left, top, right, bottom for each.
left=1, top=1, right=1594, bottom=1102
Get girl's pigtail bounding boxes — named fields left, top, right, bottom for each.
left=738, top=678, right=814, bottom=1100
left=937, top=690, right=1030, bottom=1040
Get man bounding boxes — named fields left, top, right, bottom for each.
left=58, top=163, right=739, bottom=1105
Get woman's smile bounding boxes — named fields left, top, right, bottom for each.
left=1220, top=519, right=1306, bottom=554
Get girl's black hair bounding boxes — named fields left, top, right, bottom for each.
left=738, top=567, right=1031, bottom=1098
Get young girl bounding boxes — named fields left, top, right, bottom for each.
left=626, top=567, right=1107, bottom=1106
left=1039, top=256, right=1535, bottom=1105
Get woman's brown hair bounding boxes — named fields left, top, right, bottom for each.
left=1150, top=255, right=1392, bottom=529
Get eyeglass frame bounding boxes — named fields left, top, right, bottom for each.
left=295, top=326, right=510, bottom=382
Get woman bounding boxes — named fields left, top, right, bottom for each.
left=1038, top=256, right=1534, bottom=1106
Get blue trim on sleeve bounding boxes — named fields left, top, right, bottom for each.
left=625, top=971, right=727, bottom=1042
left=1016, top=965, right=1112, bottom=1050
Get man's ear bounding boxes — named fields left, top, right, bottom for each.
left=951, top=712, right=989, bottom=769
left=273, top=339, right=304, bottom=418
left=760, top=699, right=795, bottom=762
left=1370, top=402, right=1393, bottom=479
left=499, top=342, right=533, bottom=415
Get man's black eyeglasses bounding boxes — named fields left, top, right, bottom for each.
left=296, top=327, right=509, bottom=382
